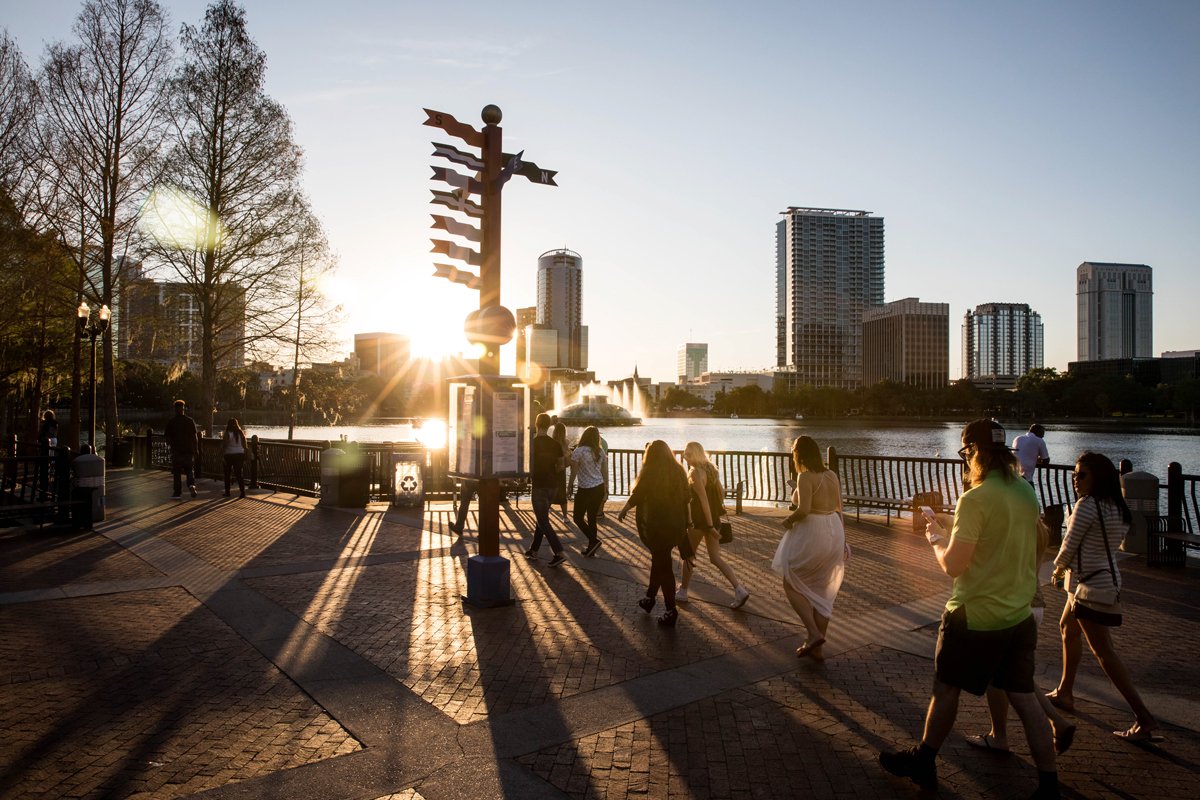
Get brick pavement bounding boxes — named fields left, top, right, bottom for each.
left=0, top=468, right=1197, bottom=799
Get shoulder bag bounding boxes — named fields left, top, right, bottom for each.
left=1072, top=497, right=1121, bottom=608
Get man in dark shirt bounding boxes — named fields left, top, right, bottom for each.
left=527, top=413, right=566, bottom=567
left=165, top=400, right=198, bottom=498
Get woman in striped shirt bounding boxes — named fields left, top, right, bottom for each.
left=570, top=426, right=608, bottom=558
left=1047, top=451, right=1161, bottom=743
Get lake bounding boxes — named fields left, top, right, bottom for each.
left=245, top=417, right=1198, bottom=475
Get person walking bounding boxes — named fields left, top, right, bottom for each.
left=879, top=419, right=1060, bottom=799
left=221, top=418, right=247, bottom=498
left=1047, top=451, right=1161, bottom=743
left=617, top=440, right=691, bottom=626
left=773, top=436, right=846, bottom=659
left=966, top=516, right=1077, bottom=755
left=1013, top=424, right=1051, bottom=484
left=165, top=400, right=199, bottom=498
left=677, top=441, right=749, bottom=609
left=36, top=410, right=59, bottom=499
left=570, top=425, right=607, bottom=557
left=526, top=413, right=567, bottom=567
left=551, top=419, right=569, bottom=522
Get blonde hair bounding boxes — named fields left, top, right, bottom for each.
left=683, top=441, right=708, bottom=464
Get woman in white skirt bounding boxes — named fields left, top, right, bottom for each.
left=773, top=436, right=847, bottom=661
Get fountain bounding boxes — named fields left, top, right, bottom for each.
left=552, top=381, right=644, bottom=426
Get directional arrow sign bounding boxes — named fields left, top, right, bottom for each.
left=431, top=166, right=484, bottom=196
left=503, top=153, right=558, bottom=186
left=423, top=108, right=483, bottom=147
left=431, top=214, right=481, bottom=243
left=433, top=263, right=481, bottom=290
left=430, top=189, right=483, bottom=218
left=431, top=141, right=484, bottom=172
left=431, top=238, right=482, bottom=267
left=495, top=150, right=525, bottom=189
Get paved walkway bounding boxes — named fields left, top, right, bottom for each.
left=1, top=469, right=1198, bottom=799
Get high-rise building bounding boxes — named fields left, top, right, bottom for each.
left=962, top=303, right=1043, bottom=390
left=677, top=343, right=708, bottom=384
left=118, top=277, right=245, bottom=370
left=776, top=207, right=885, bottom=390
left=514, top=306, right=536, bottom=381
left=1077, top=262, right=1153, bottom=361
left=354, top=332, right=411, bottom=378
left=537, top=248, right=588, bottom=370
left=862, top=298, right=949, bottom=389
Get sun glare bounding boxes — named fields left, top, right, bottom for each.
left=139, top=185, right=221, bottom=249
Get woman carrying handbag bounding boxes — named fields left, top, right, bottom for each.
left=1047, top=451, right=1161, bottom=743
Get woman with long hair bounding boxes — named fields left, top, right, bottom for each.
left=617, top=440, right=690, bottom=626
left=1048, top=451, right=1160, bottom=742
left=570, top=425, right=607, bottom=557
left=773, top=436, right=847, bottom=660
left=222, top=418, right=247, bottom=498
left=677, top=442, right=750, bottom=609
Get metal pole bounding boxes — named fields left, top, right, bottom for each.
left=477, top=104, right=503, bottom=559
left=89, top=331, right=98, bottom=451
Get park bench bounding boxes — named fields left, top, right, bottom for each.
left=830, top=452, right=960, bottom=527
left=1146, top=515, right=1200, bottom=568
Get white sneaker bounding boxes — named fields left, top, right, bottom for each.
left=675, top=587, right=689, bottom=603
left=731, top=586, right=750, bottom=609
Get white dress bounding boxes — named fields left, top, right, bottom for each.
left=771, top=475, right=846, bottom=619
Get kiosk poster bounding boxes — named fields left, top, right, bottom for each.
left=492, top=392, right=519, bottom=474
left=459, top=387, right=478, bottom=475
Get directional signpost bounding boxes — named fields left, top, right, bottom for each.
left=424, top=104, right=557, bottom=607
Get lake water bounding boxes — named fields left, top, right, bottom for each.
left=246, top=418, right=1198, bottom=475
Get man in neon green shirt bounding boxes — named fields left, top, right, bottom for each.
left=880, top=419, right=1059, bottom=799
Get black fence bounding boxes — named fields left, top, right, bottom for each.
left=1, top=440, right=84, bottom=528
left=128, top=435, right=1198, bottom=534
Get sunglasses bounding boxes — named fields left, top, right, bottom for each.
left=957, top=444, right=974, bottom=461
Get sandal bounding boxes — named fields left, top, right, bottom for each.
left=1044, top=691, right=1075, bottom=713
left=965, top=733, right=1011, bottom=755
left=795, top=638, right=826, bottom=659
left=1113, top=724, right=1164, bottom=743
left=1054, top=724, right=1076, bottom=755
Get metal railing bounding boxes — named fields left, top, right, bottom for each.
left=127, top=435, right=1197, bottom=533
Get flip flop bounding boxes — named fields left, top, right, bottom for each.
left=1055, top=725, right=1076, bottom=755
left=795, top=638, right=826, bottom=658
left=1045, top=691, right=1075, bottom=713
left=1113, top=725, right=1164, bottom=743
left=965, top=733, right=1012, bottom=755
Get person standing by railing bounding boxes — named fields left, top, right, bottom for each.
left=222, top=418, right=247, bottom=498
left=1013, top=424, right=1051, bottom=485
left=36, top=410, right=58, bottom=500
left=677, top=441, right=749, bottom=610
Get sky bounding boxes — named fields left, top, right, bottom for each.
left=3, top=0, right=1198, bottom=383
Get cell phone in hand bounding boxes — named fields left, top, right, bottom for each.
left=920, top=505, right=936, bottom=521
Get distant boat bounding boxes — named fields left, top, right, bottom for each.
left=795, top=414, right=804, bottom=420
left=730, top=413, right=739, bottom=419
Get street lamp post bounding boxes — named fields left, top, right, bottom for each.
left=76, top=302, right=110, bottom=452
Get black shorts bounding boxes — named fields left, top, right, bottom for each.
left=934, top=606, right=1037, bottom=696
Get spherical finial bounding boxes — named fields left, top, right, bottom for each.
left=481, top=104, right=502, bottom=125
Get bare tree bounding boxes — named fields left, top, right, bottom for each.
left=33, top=0, right=172, bottom=446
left=144, top=0, right=324, bottom=432
left=0, top=30, right=37, bottom=200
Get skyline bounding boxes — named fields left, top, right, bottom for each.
left=3, top=0, right=1198, bottom=383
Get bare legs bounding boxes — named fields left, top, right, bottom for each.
left=980, top=686, right=1074, bottom=752
left=679, top=527, right=742, bottom=593
left=783, top=581, right=828, bottom=659
left=1050, top=603, right=1158, bottom=735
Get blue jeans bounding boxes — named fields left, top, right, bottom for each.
left=531, top=487, right=563, bottom=554
left=573, top=484, right=605, bottom=543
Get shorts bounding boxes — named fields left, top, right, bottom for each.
left=1069, top=593, right=1122, bottom=627
left=934, top=606, right=1037, bottom=696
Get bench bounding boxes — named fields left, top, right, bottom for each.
left=1146, top=516, right=1200, bottom=568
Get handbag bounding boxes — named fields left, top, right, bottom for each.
left=718, top=519, right=733, bottom=544
left=1072, top=497, right=1121, bottom=608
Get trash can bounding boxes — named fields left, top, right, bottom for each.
left=1121, top=471, right=1159, bottom=555
left=74, top=452, right=105, bottom=523
left=337, top=446, right=370, bottom=508
left=319, top=448, right=345, bottom=507
left=391, top=451, right=426, bottom=508
left=108, top=437, right=133, bottom=468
